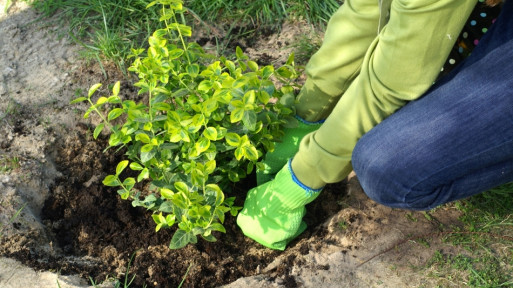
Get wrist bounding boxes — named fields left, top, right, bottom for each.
left=295, top=115, right=325, bottom=125
left=289, top=158, right=325, bottom=191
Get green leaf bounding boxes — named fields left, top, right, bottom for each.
left=153, top=29, right=167, bottom=38
left=286, top=52, right=295, bottom=65
left=166, top=214, right=176, bottom=227
left=159, top=201, right=173, bottom=213
left=214, top=207, right=225, bottom=224
left=203, top=127, right=218, bottom=141
left=103, top=175, right=121, bottom=186
left=225, top=133, right=240, bottom=146
left=230, top=99, right=244, bottom=109
left=230, top=206, right=242, bottom=216
left=217, top=127, right=227, bottom=139
left=276, top=66, right=293, bottom=78
left=262, top=66, right=274, bottom=79
left=230, top=108, right=244, bottom=123
left=137, top=168, right=149, bottom=182
left=256, top=162, right=266, bottom=172
left=159, top=13, right=173, bottom=21
left=191, top=169, right=205, bottom=187
left=152, top=212, right=166, bottom=232
left=186, top=64, right=200, bottom=78
left=170, top=229, right=197, bottom=249
left=141, top=149, right=157, bottom=163
left=160, top=188, right=174, bottom=199
left=198, top=80, right=212, bottom=92
left=225, top=60, right=236, bottom=73
left=247, top=161, right=254, bottom=174
left=146, top=1, right=157, bottom=8
left=172, top=192, right=189, bottom=209
left=153, top=102, right=171, bottom=111
left=174, top=182, right=189, bottom=194
left=205, top=184, right=224, bottom=206
left=83, top=107, right=94, bottom=119
left=232, top=78, right=247, bottom=88
left=210, top=223, right=226, bottom=233
left=112, top=81, right=120, bottom=96
left=243, top=146, right=259, bottom=161
left=130, top=162, right=144, bottom=171
left=96, top=97, right=108, bottom=105
left=152, top=213, right=162, bottom=224
left=169, top=23, right=192, bottom=37
left=203, top=99, right=218, bottom=114
left=235, top=46, right=245, bottom=60
left=93, top=123, right=104, bottom=139
left=116, top=160, right=129, bottom=175
left=70, top=97, right=87, bottom=104
left=180, top=129, right=191, bottom=142
left=120, top=191, right=130, bottom=200
left=195, top=137, right=210, bottom=154
left=247, top=61, right=258, bottom=72
left=242, top=110, right=257, bottom=130
left=141, top=143, right=154, bottom=153
left=202, top=233, right=217, bottom=242
left=205, top=160, right=216, bottom=174
left=243, top=90, right=256, bottom=105
left=257, top=90, right=270, bottom=105
left=190, top=114, right=205, bottom=131
left=168, top=48, right=184, bottom=59
left=234, top=147, right=244, bottom=161
left=123, top=177, right=136, bottom=189
left=88, top=83, right=102, bottom=98
left=107, top=108, right=124, bottom=121
left=135, top=133, right=151, bottom=144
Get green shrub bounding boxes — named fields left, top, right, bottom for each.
left=72, top=0, right=300, bottom=249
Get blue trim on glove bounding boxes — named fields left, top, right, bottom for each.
left=287, top=158, right=324, bottom=196
left=295, top=115, right=325, bottom=125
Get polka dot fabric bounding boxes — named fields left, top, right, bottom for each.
left=440, top=0, right=502, bottom=77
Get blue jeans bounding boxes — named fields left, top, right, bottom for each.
left=352, top=1, right=513, bottom=210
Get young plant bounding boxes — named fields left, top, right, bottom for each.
left=72, top=0, right=300, bottom=249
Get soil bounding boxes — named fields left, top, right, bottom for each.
left=0, top=2, right=480, bottom=288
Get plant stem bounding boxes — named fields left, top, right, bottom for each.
left=162, top=5, right=191, bottom=65
left=87, top=99, right=114, bottom=131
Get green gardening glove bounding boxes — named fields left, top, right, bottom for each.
left=257, top=116, right=323, bottom=185
left=237, top=159, right=323, bottom=250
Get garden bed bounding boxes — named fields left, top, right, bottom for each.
left=1, top=2, right=511, bottom=288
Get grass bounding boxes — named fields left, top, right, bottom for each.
left=2, top=99, right=22, bottom=118
left=4, top=0, right=12, bottom=13
left=87, top=251, right=142, bottom=288
left=24, top=0, right=338, bottom=74
left=290, top=33, right=323, bottom=64
left=186, top=0, right=341, bottom=28
left=28, top=0, right=162, bottom=74
left=424, top=183, right=513, bottom=287
left=0, top=203, right=26, bottom=238
left=0, top=155, right=20, bottom=173
left=83, top=250, right=193, bottom=288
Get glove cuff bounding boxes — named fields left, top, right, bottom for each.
left=295, top=115, right=325, bottom=125
left=287, top=158, right=323, bottom=196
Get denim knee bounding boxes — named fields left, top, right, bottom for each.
left=352, top=135, right=438, bottom=211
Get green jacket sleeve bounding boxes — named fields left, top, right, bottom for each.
left=295, top=0, right=381, bottom=122
left=293, top=0, right=478, bottom=188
